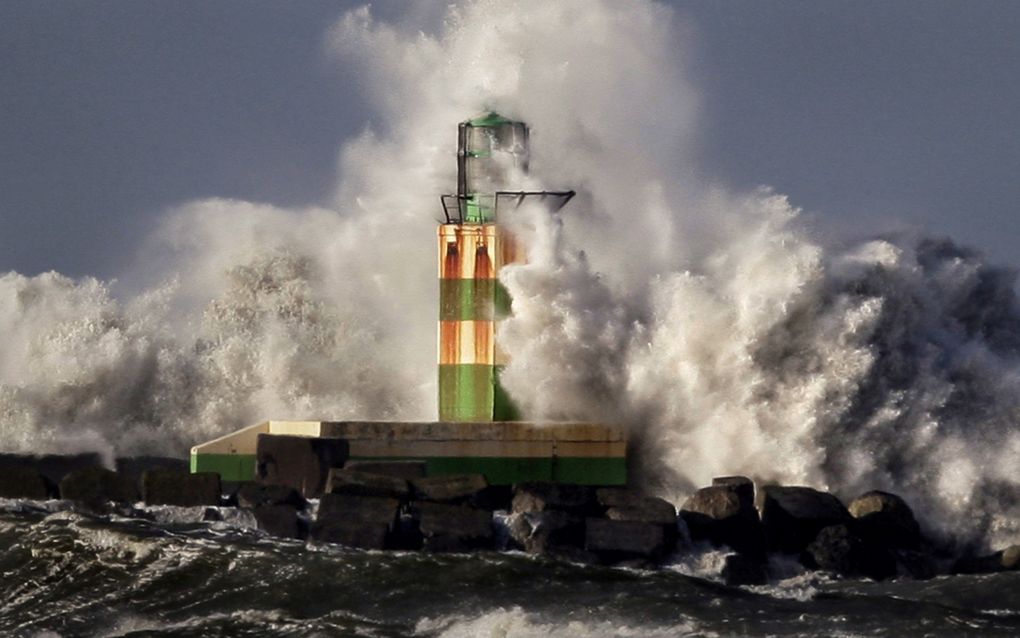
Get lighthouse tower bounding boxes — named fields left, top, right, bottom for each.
left=438, top=113, right=573, bottom=421
left=191, top=115, right=626, bottom=487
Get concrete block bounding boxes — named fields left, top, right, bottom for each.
left=312, top=493, right=400, bottom=549
left=805, top=524, right=896, bottom=580
left=757, top=485, right=851, bottom=554
left=141, top=470, right=221, bottom=506
left=414, top=501, right=494, bottom=552
left=344, top=460, right=426, bottom=480
left=848, top=490, right=922, bottom=550
left=252, top=504, right=302, bottom=539
left=115, top=456, right=189, bottom=484
left=325, top=468, right=411, bottom=500
left=412, top=474, right=488, bottom=503
left=512, top=482, right=596, bottom=515
left=0, top=467, right=51, bottom=500
left=236, top=483, right=305, bottom=510
left=508, top=510, right=585, bottom=555
left=256, top=434, right=349, bottom=497
left=0, top=453, right=102, bottom=491
left=681, top=484, right=765, bottom=559
left=712, top=476, right=755, bottom=509
left=59, top=467, right=138, bottom=504
left=585, top=518, right=667, bottom=562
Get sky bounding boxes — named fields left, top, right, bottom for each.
left=1, top=0, right=1019, bottom=280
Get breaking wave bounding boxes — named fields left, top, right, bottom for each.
left=1, top=0, right=1019, bottom=547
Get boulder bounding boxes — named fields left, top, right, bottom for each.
left=236, top=483, right=305, bottom=510
left=344, top=460, right=426, bottom=480
left=141, top=470, right=221, bottom=506
left=60, top=466, right=138, bottom=504
left=722, top=553, right=769, bottom=586
left=804, top=524, right=896, bottom=580
left=585, top=518, right=667, bottom=563
left=312, top=493, right=400, bottom=549
left=252, top=504, right=302, bottom=539
left=0, top=467, right=51, bottom=499
left=848, top=491, right=922, bottom=550
left=757, top=485, right=851, bottom=554
left=512, top=482, right=596, bottom=516
left=325, top=468, right=411, bottom=500
left=508, top=510, right=586, bottom=555
left=255, top=434, right=349, bottom=498
left=681, top=483, right=764, bottom=559
left=412, top=474, right=488, bottom=504
left=413, top=502, right=495, bottom=552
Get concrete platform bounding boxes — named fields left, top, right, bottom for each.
left=191, top=420, right=627, bottom=485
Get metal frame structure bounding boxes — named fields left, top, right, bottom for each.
left=440, top=190, right=576, bottom=225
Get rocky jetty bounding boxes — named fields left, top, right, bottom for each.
left=4, top=452, right=1020, bottom=584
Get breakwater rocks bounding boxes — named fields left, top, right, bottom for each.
left=3, top=452, right=1019, bottom=584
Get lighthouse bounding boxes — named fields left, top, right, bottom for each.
left=437, top=112, right=574, bottom=422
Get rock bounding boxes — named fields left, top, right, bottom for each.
left=60, top=466, right=138, bottom=504
left=325, top=468, right=411, bottom=500
left=512, top=482, right=596, bottom=516
left=848, top=491, right=922, bottom=550
left=508, top=510, right=586, bottom=554
left=252, top=504, right=301, bottom=539
left=757, top=485, right=851, bottom=554
left=804, top=524, right=896, bottom=580
left=413, top=502, right=494, bottom=552
left=953, top=545, right=1020, bottom=575
left=0, top=467, right=51, bottom=499
left=681, top=484, right=765, bottom=559
left=722, top=553, right=769, bottom=586
left=312, top=493, right=400, bottom=549
left=412, top=474, right=488, bottom=503
left=236, top=483, right=305, bottom=510
left=344, top=460, right=426, bottom=480
left=585, top=518, right=667, bottom=563
left=141, top=470, right=221, bottom=506
left=255, top=434, right=349, bottom=498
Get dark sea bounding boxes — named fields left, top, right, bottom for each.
left=2, top=501, right=1019, bottom=638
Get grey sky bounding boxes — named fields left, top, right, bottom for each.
left=2, top=1, right=1019, bottom=279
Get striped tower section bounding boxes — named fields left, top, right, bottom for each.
left=438, top=223, right=522, bottom=421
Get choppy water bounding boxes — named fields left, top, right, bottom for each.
left=2, top=502, right=1019, bottom=638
